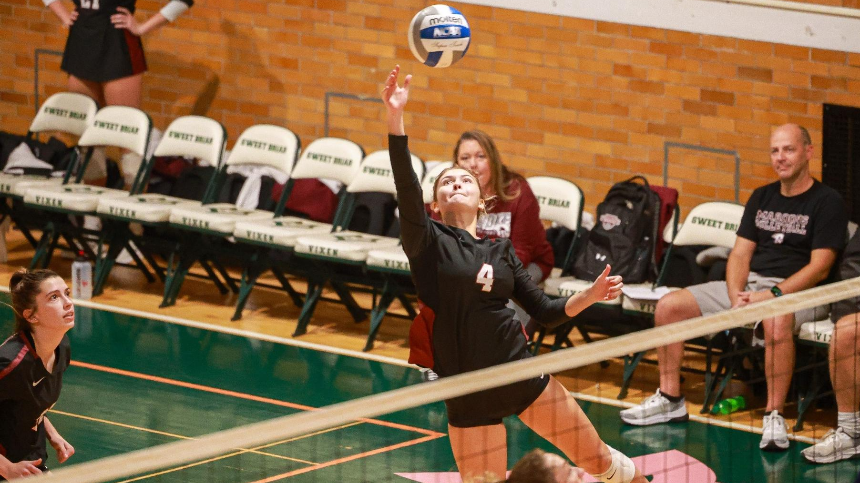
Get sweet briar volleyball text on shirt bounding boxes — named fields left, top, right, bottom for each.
left=737, top=180, right=847, bottom=279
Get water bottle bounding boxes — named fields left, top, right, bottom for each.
left=712, top=395, right=746, bottom=415
left=71, top=251, right=92, bottom=300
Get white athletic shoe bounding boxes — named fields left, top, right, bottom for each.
left=620, top=389, right=689, bottom=426
left=419, top=368, right=438, bottom=382
left=760, top=410, right=790, bottom=451
left=801, top=427, right=860, bottom=464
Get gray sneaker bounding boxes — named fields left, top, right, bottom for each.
left=760, top=410, right=790, bottom=451
left=620, top=389, right=689, bottom=426
left=801, top=427, right=860, bottom=464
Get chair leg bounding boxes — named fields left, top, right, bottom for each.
left=794, top=348, right=828, bottom=431
left=550, top=322, right=575, bottom=352
left=701, top=339, right=717, bottom=413
left=530, top=327, right=547, bottom=355
left=618, top=351, right=646, bottom=399
left=232, top=255, right=266, bottom=321
left=124, top=239, right=156, bottom=283
left=161, top=248, right=197, bottom=308
left=208, top=255, right=239, bottom=293
left=330, top=281, right=367, bottom=323
left=137, top=240, right=166, bottom=282
left=18, top=223, right=40, bottom=250
left=92, top=227, right=131, bottom=296
left=707, top=355, right=742, bottom=414
left=294, top=280, right=324, bottom=336
left=397, top=292, right=417, bottom=318
left=30, top=222, right=59, bottom=269
left=365, top=280, right=397, bottom=351
left=272, top=266, right=304, bottom=308
left=198, top=257, right=229, bottom=295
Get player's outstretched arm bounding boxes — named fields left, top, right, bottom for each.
left=383, top=66, right=433, bottom=256
left=564, top=264, right=622, bottom=317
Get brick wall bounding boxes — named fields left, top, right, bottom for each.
left=1, top=0, right=860, bottom=211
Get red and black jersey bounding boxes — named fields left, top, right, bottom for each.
left=389, top=135, right=568, bottom=378
left=61, top=0, right=194, bottom=82
left=0, top=332, right=70, bottom=465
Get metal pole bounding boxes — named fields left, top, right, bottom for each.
left=663, top=141, right=741, bottom=203
left=33, top=49, right=63, bottom=114
left=324, top=92, right=383, bottom=138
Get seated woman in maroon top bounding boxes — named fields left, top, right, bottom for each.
left=433, top=131, right=555, bottom=284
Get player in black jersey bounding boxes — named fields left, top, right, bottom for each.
left=45, top=0, right=193, bottom=107
left=0, top=269, right=75, bottom=480
left=382, top=66, right=646, bottom=483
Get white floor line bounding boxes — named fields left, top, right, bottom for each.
left=1, top=286, right=823, bottom=444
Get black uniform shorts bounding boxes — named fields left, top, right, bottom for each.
left=445, top=374, right=550, bottom=428
left=61, top=13, right=147, bottom=83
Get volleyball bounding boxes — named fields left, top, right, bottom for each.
left=408, top=4, right=471, bottom=68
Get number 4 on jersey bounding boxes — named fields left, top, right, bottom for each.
left=476, top=263, right=494, bottom=292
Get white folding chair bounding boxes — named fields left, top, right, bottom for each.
left=618, top=201, right=745, bottom=404
left=290, top=149, right=424, bottom=336
left=91, top=115, right=228, bottom=295
left=229, top=136, right=365, bottom=319
left=520, top=176, right=586, bottom=354
left=158, top=124, right=301, bottom=308
left=0, top=92, right=97, bottom=199
left=23, top=105, right=152, bottom=268
left=0, top=92, right=98, bottom=250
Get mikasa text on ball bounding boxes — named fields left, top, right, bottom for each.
left=408, top=4, right=471, bottom=68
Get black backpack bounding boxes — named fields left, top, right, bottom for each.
left=573, top=176, right=660, bottom=284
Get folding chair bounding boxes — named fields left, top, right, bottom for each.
left=616, top=201, right=746, bottom=405
left=23, top=106, right=152, bottom=269
left=361, top=161, right=452, bottom=351
left=793, top=318, right=834, bottom=430
left=511, top=177, right=586, bottom=353
left=93, top=115, right=228, bottom=295
left=230, top=137, right=366, bottom=321
left=158, top=124, right=300, bottom=308
left=289, top=149, right=424, bottom=336
left=0, top=92, right=98, bottom=249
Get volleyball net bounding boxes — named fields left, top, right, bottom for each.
left=31, top=276, right=860, bottom=483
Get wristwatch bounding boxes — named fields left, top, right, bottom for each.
left=770, top=285, right=784, bottom=297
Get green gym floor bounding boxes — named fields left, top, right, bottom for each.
left=6, top=299, right=859, bottom=482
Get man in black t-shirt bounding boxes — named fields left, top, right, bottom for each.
left=620, top=124, right=848, bottom=453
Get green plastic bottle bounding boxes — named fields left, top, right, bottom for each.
left=712, top=395, right=746, bottom=415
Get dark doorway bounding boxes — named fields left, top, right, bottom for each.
left=822, top=103, right=860, bottom=224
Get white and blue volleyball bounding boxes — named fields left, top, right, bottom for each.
left=408, top=4, right=471, bottom=68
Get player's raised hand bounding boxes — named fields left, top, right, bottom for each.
left=590, top=264, right=623, bottom=302
left=382, top=65, right=412, bottom=136
left=382, top=65, right=411, bottom=113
